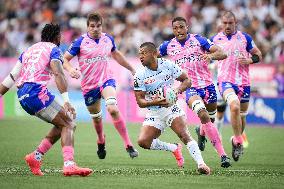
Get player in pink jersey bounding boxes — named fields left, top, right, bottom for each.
left=159, top=17, right=231, bottom=168
left=211, top=11, right=262, bottom=161
left=63, top=12, right=138, bottom=159
left=0, top=24, right=92, bottom=177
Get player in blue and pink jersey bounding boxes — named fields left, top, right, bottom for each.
left=211, top=11, right=262, bottom=161
left=159, top=17, right=231, bottom=168
left=0, top=24, right=92, bottom=177
left=63, top=12, right=138, bottom=159
left=134, top=42, right=210, bottom=174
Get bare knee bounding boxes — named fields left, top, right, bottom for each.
left=137, top=138, right=152, bottom=149
left=198, top=109, right=210, bottom=124
left=107, top=105, right=119, bottom=118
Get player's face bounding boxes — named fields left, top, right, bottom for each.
left=172, top=21, right=188, bottom=41
left=88, top=21, right=102, bottom=39
left=139, top=47, right=155, bottom=67
left=221, top=16, right=236, bottom=35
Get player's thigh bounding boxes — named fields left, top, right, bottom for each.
left=87, top=99, right=102, bottom=114
left=101, top=86, right=117, bottom=99
left=170, top=116, right=190, bottom=137
left=187, top=95, right=203, bottom=109
left=138, top=125, right=162, bottom=142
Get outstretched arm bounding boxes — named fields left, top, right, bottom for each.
left=0, top=61, right=22, bottom=96
left=111, top=50, right=136, bottom=75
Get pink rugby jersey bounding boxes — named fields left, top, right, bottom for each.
left=159, top=34, right=214, bottom=88
left=17, top=42, right=63, bottom=87
left=67, top=33, right=116, bottom=95
left=210, top=31, right=255, bottom=86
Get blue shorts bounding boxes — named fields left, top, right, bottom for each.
left=185, top=83, right=217, bottom=104
left=218, top=82, right=250, bottom=103
left=17, top=83, right=55, bottom=115
left=84, top=79, right=116, bottom=106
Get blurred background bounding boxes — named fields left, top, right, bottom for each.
left=0, top=0, right=283, bottom=125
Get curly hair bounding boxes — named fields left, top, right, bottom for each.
left=41, top=23, right=60, bottom=43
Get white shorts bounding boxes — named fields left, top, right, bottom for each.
left=143, top=104, right=185, bottom=132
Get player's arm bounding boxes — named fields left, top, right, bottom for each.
left=63, top=52, right=80, bottom=79
left=0, top=60, right=22, bottom=97
left=175, top=71, right=191, bottom=94
left=50, top=59, right=76, bottom=119
left=111, top=50, right=136, bottom=75
left=134, top=90, right=168, bottom=108
left=239, top=33, right=262, bottom=65
left=206, top=45, right=227, bottom=61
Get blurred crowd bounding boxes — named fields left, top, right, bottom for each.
left=0, top=0, right=283, bottom=64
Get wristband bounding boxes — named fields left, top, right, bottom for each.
left=62, top=92, right=70, bottom=102
left=251, top=54, right=260, bottom=64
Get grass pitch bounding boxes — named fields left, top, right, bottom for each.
left=0, top=117, right=283, bottom=189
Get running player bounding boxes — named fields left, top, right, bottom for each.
left=210, top=11, right=262, bottom=161
left=63, top=12, right=138, bottom=159
left=159, top=17, right=231, bottom=168
left=134, top=42, right=210, bottom=175
left=0, top=23, right=92, bottom=176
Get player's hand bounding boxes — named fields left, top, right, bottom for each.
left=238, top=57, right=252, bottom=65
left=63, top=102, right=76, bottom=120
left=69, top=67, right=80, bottom=79
left=200, top=54, right=212, bottom=63
left=155, top=98, right=170, bottom=107
left=131, top=69, right=136, bottom=76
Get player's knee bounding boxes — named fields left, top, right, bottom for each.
left=230, top=102, right=240, bottom=114
left=137, top=138, right=151, bottom=149
left=198, top=109, right=210, bottom=124
left=90, top=111, right=102, bottom=122
left=217, top=104, right=226, bottom=112
left=107, top=105, right=119, bottom=117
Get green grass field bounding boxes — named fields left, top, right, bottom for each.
left=0, top=117, right=283, bottom=189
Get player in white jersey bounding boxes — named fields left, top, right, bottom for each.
left=134, top=42, right=210, bottom=174
left=0, top=24, right=92, bottom=176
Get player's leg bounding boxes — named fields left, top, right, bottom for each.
left=101, top=79, right=138, bottom=158
left=216, top=102, right=226, bottom=132
left=86, top=99, right=107, bottom=159
left=169, top=111, right=210, bottom=174
left=240, top=86, right=250, bottom=148
left=138, top=115, right=182, bottom=167
left=221, top=83, right=243, bottom=161
left=186, top=89, right=230, bottom=167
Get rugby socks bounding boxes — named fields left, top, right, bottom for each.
left=112, top=117, right=132, bottom=148
left=37, top=138, right=52, bottom=155
left=93, top=119, right=105, bottom=144
left=203, top=122, right=226, bottom=157
left=233, top=135, right=243, bottom=145
left=187, top=140, right=205, bottom=165
left=62, top=146, right=75, bottom=166
left=150, top=139, right=177, bottom=152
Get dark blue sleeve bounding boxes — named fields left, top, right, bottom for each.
left=209, top=34, right=217, bottom=42
left=194, top=35, right=213, bottom=52
left=105, top=34, right=117, bottom=52
left=18, top=52, right=24, bottom=63
left=67, top=36, right=84, bottom=56
left=50, top=47, right=63, bottom=64
left=242, top=32, right=254, bottom=52
left=159, top=41, right=170, bottom=56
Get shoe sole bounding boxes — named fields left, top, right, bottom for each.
left=231, top=139, right=240, bottom=162
left=63, top=170, right=93, bottom=177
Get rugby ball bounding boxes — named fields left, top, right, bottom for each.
left=163, top=86, right=177, bottom=105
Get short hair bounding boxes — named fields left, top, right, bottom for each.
left=139, top=42, right=157, bottom=52
left=87, top=12, right=103, bottom=26
left=172, top=17, right=187, bottom=25
left=41, top=23, right=60, bottom=43
left=222, top=11, right=236, bottom=21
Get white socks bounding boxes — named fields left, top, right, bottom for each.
left=150, top=139, right=178, bottom=152
left=187, top=140, right=205, bottom=165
